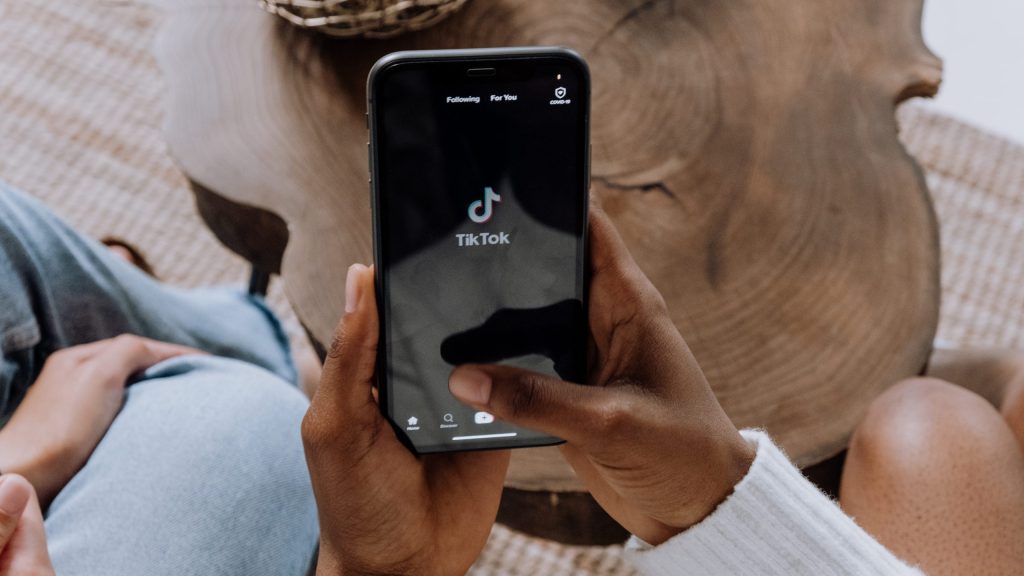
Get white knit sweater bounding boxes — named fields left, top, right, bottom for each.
left=625, top=430, right=924, bottom=575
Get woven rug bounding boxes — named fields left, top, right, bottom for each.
left=0, top=0, right=1021, bottom=574
left=896, top=106, right=1024, bottom=350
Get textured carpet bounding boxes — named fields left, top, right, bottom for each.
left=897, top=105, right=1024, bottom=350
left=0, top=0, right=1021, bottom=574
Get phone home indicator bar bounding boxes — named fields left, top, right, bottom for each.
left=452, top=432, right=518, bottom=441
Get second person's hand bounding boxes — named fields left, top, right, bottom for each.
left=0, top=335, right=201, bottom=505
left=449, top=206, right=756, bottom=546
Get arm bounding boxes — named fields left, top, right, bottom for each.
left=626, top=430, right=924, bottom=576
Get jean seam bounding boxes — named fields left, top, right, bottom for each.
left=243, top=294, right=299, bottom=387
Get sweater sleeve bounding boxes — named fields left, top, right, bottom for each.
left=624, top=430, right=924, bottom=575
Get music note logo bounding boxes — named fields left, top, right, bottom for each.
left=468, top=186, right=502, bottom=224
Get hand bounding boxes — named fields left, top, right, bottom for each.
left=0, top=335, right=200, bottom=504
left=449, top=206, right=756, bottom=546
left=0, top=474, right=55, bottom=576
left=302, top=264, right=510, bottom=576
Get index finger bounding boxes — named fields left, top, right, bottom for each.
left=586, top=203, right=669, bottom=339
left=588, top=202, right=643, bottom=282
left=97, top=335, right=202, bottom=375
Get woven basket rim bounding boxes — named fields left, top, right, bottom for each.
left=260, top=0, right=469, bottom=39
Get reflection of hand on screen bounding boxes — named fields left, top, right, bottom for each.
left=440, top=299, right=584, bottom=380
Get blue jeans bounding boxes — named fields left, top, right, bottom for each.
left=0, top=183, right=318, bottom=575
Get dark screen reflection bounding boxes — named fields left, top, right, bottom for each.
left=440, top=300, right=585, bottom=379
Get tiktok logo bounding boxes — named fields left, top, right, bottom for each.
left=468, top=186, right=501, bottom=224
left=458, top=186, right=511, bottom=247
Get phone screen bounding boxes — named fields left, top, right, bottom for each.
left=371, top=52, right=589, bottom=452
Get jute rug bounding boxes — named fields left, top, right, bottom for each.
left=0, top=0, right=1021, bottom=574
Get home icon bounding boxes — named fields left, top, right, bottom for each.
left=407, top=416, right=419, bottom=427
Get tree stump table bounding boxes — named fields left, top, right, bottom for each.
left=155, top=0, right=942, bottom=545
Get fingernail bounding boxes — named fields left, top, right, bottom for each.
left=450, top=367, right=492, bottom=406
left=345, top=264, right=365, bottom=313
left=0, top=475, right=30, bottom=516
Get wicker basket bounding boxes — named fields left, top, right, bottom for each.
left=260, top=0, right=470, bottom=39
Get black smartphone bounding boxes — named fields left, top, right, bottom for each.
left=368, top=47, right=590, bottom=454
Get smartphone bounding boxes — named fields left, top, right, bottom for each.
left=368, top=47, right=590, bottom=454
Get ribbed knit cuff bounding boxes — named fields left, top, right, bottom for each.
left=625, top=429, right=923, bottom=576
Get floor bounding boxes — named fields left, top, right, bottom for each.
left=921, top=0, right=1024, bottom=145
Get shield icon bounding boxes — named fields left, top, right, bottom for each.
left=554, top=86, right=567, bottom=99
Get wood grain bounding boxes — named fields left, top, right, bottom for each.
left=156, top=0, right=941, bottom=489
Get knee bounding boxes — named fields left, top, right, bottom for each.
left=169, top=359, right=309, bottom=463
left=847, top=377, right=1005, bottom=475
left=49, top=357, right=317, bottom=575
left=123, top=357, right=314, bottom=499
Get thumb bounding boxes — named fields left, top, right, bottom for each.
left=0, top=475, right=54, bottom=573
left=316, top=263, right=379, bottom=417
left=449, top=365, right=612, bottom=446
left=0, top=474, right=31, bottom=549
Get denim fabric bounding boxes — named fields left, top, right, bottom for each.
left=0, top=182, right=297, bottom=419
left=0, top=183, right=316, bottom=574
left=46, top=356, right=318, bottom=576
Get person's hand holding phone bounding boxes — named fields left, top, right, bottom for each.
left=302, top=264, right=510, bottom=576
left=303, top=207, right=756, bottom=574
left=449, top=207, right=756, bottom=546
left=0, top=335, right=201, bottom=505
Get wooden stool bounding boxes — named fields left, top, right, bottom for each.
left=155, top=0, right=941, bottom=544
